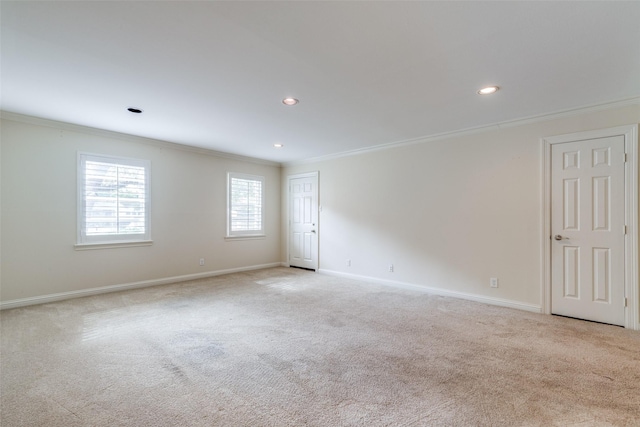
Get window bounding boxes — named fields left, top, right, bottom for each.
left=77, top=153, right=151, bottom=246
left=227, top=173, right=265, bottom=237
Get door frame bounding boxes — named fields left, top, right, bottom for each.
left=287, top=171, right=319, bottom=270
left=541, top=124, right=638, bottom=330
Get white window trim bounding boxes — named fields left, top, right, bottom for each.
left=226, top=172, right=265, bottom=239
left=77, top=152, right=151, bottom=248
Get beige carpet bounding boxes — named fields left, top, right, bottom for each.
left=1, top=267, right=639, bottom=426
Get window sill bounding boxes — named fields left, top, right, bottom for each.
left=74, top=240, right=154, bottom=251
left=224, top=235, right=266, bottom=241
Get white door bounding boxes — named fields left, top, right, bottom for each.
left=551, top=136, right=626, bottom=326
left=289, top=173, right=318, bottom=270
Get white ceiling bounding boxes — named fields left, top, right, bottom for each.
left=2, top=1, right=639, bottom=164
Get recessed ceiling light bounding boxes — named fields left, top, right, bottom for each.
left=477, top=86, right=499, bottom=95
left=282, top=98, right=299, bottom=106
left=274, top=143, right=284, bottom=148
left=127, top=107, right=143, bottom=113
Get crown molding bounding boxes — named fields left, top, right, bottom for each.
left=0, top=111, right=281, bottom=167
left=283, top=96, right=640, bottom=167
left=4, top=96, right=638, bottom=169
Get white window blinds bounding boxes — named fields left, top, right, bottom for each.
left=228, top=173, right=265, bottom=236
left=78, top=153, right=150, bottom=244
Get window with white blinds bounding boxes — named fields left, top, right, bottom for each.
left=227, top=173, right=265, bottom=237
left=78, top=153, right=151, bottom=245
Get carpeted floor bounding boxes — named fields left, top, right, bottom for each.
left=1, top=267, right=639, bottom=426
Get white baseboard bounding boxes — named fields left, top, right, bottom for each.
left=0, top=262, right=283, bottom=310
left=318, top=269, right=542, bottom=313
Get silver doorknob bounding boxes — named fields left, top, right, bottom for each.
left=554, top=235, right=564, bottom=241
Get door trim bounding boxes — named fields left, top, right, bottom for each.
left=541, top=125, right=638, bottom=330
left=287, top=171, right=319, bottom=270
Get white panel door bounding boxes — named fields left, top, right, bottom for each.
left=289, top=174, right=318, bottom=270
left=551, top=136, right=625, bottom=326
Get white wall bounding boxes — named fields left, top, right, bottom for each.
left=2, top=104, right=638, bottom=319
left=0, top=116, right=282, bottom=303
left=282, top=104, right=640, bottom=312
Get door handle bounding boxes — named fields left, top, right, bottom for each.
left=311, top=230, right=316, bottom=233
left=554, top=235, right=566, bottom=241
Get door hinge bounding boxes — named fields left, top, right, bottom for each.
left=624, top=225, right=628, bottom=235
left=624, top=297, right=628, bottom=307
left=624, top=153, right=628, bottom=163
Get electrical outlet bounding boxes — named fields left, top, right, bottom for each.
left=199, top=258, right=205, bottom=266
left=389, top=264, right=394, bottom=273
left=490, top=277, right=498, bottom=288
left=346, top=259, right=351, bottom=267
